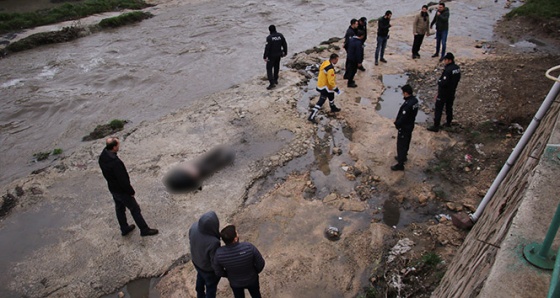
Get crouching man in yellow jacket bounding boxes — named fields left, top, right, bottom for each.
left=308, top=53, right=342, bottom=123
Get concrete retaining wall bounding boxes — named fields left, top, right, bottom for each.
left=432, top=93, right=560, bottom=297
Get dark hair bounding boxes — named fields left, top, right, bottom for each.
left=268, top=25, right=277, bottom=34
left=443, top=52, right=455, bottom=62
left=439, top=2, right=446, bottom=7
left=330, top=53, right=339, bottom=60
left=356, top=30, right=365, bottom=37
left=350, top=18, right=358, bottom=25
left=422, top=5, right=428, bottom=9
left=401, top=84, right=413, bottom=95
left=220, top=225, right=237, bottom=244
left=360, top=17, right=367, bottom=22
left=385, top=10, right=392, bottom=16
left=105, top=138, right=118, bottom=150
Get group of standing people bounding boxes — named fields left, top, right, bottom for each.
left=304, top=2, right=461, bottom=171
left=189, top=211, right=265, bottom=298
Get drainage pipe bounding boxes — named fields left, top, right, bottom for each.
left=470, top=65, right=560, bottom=223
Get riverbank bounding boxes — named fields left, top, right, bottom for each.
left=1, top=0, right=559, bottom=297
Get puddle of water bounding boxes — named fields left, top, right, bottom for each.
left=0, top=202, right=71, bottom=294
left=100, top=277, right=161, bottom=298
left=354, top=97, right=372, bottom=106
left=376, top=74, right=429, bottom=123
left=236, top=129, right=295, bottom=160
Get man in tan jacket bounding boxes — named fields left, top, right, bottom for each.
left=412, top=5, right=430, bottom=59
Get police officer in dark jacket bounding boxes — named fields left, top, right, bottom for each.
left=392, top=85, right=419, bottom=171
left=344, top=30, right=365, bottom=88
left=263, top=24, right=287, bottom=90
left=427, top=52, right=461, bottom=132
left=357, top=17, right=368, bottom=71
left=343, top=18, right=358, bottom=51
left=98, top=137, right=158, bottom=236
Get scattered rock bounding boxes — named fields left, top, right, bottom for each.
left=325, top=226, right=340, bottom=241
left=332, top=147, right=342, bottom=155
left=418, top=194, right=429, bottom=204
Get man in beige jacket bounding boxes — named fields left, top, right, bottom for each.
left=412, top=5, right=430, bottom=59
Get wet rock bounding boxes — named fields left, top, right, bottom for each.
left=332, top=147, right=342, bottom=155
left=0, top=192, right=17, bottom=217
left=345, top=173, right=356, bottom=181
left=463, top=203, right=477, bottom=212
left=446, top=202, right=463, bottom=212
left=395, top=195, right=405, bottom=204
left=341, top=200, right=366, bottom=212
left=325, top=226, right=341, bottom=241
left=30, top=187, right=44, bottom=195
left=15, top=186, right=24, bottom=197
left=323, top=193, right=338, bottom=204
left=418, top=194, right=429, bottom=204
left=353, top=167, right=362, bottom=177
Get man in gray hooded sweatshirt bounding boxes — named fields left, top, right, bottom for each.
left=189, top=211, right=221, bottom=298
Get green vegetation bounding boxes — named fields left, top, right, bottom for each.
left=0, top=0, right=151, bottom=34
left=506, top=0, right=560, bottom=19
left=52, top=148, right=63, bottom=155
left=98, top=11, right=152, bottom=28
left=421, top=252, right=442, bottom=268
left=33, top=151, right=51, bottom=161
left=83, top=119, right=128, bottom=141
left=109, top=119, right=125, bottom=130
left=6, top=26, right=83, bottom=52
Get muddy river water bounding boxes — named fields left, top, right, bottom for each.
left=0, top=0, right=506, bottom=185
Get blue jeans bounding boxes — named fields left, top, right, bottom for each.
left=435, top=30, right=448, bottom=58
left=375, top=35, right=388, bottom=62
left=195, top=267, right=221, bottom=298
left=230, top=277, right=262, bottom=298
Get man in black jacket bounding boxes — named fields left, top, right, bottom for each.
left=343, top=18, right=359, bottom=51
left=263, top=24, right=288, bottom=90
left=357, top=17, right=368, bottom=71
left=430, top=2, right=450, bottom=61
left=98, top=137, right=158, bottom=236
left=213, top=225, right=265, bottom=298
left=189, top=211, right=222, bottom=298
left=344, top=30, right=365, bottom=88
left=392, top=85, right=419, bottom=171
left=427, top=52, right=461, bottom=132
left=375, top=10, right=392, bottom=65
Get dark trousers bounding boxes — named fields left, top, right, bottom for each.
left=266, top=56, right=281, bottom=85
left=111, top=192, right=149, bottom=233
left=412, top=34, right=425, bottom=56
left=434, top=96, right=455, bottom=127
left=435, top=30, right=448, bottom=57
left=397, top=127, right=414, bottom=164
left=375, top=35, right=388, bottom=61
left=345, top=60, right=358, bottom=85
left=231, top=277, right=262, bottom=298
left=195, top=266, right=221, bottom=298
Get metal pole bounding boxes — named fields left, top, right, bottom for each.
left=470, top=68, right=560, bottom=223
left=524, top=204, right=560, bottom=270
left=548, top=245, right=560, bottom=298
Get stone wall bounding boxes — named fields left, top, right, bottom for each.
left=432, top=94, right=560, bottom=298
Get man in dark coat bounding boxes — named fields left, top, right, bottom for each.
left=213, top=225, right=265, bottom=298
left=98, top=137, right=158, bottom=236
left=344, top=30, right=365, bottom=88
left=427, top=52, right=461, bottom=132
left=263, top=24, right=288, bottom=90
left=375, top=10, right=392, bottom=65
left=392, top=85, right=419, bottom=171
left=189, top=211, right=222, bottom=298
left=343, top=18, right=359, bottom=51
left=430, top=2, right=450, bottom=61
left=357, top=17, right=368, bottom=71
